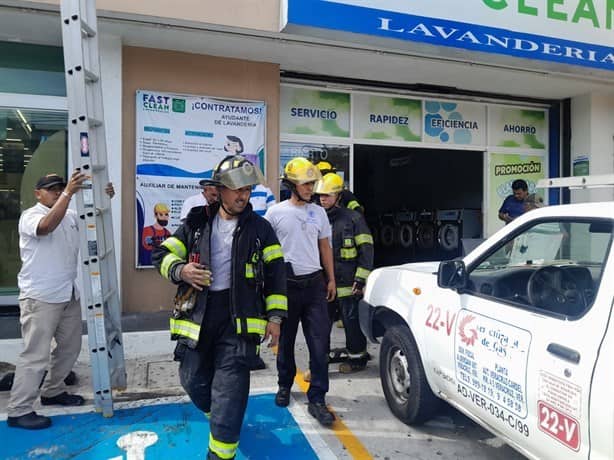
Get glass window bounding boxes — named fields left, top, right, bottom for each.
left=0, top=107, right=67, bottom=294
left=0, top=42, right=66, bottom=96
left=279, top=142, right=350, bottom=200
left=467, top=219, right=613, bottom=318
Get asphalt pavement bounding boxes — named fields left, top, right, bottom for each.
left=0, top=326, right=526, bottom=459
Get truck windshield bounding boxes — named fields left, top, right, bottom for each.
left=469, top=218, right=613, bottom=317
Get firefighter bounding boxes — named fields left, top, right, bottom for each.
left=153, top=155, right=287, bottom=459
left=315, top=173, right=373, bottom=373
left=314, top=160, right=364, bottom=213
left=265, top=157, right=337, bottom=427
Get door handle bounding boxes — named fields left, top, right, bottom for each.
left=547, top=343, right=580, bottom=364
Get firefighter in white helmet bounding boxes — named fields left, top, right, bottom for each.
left=153, top=155, right=287, bottom=459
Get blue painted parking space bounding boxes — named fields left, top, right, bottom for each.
left=2, top=394, right=319, bottom=459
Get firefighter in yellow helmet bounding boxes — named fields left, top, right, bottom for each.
left=264, top=156, right=337, bottom=427
left=314, top=161, right=364, bottom=213
left=153, top=155, right=288, bottom=459
left=315, top=173, right=373, bottom=373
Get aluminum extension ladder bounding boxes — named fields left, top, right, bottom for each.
left=60, top=0, right=126, bottom=417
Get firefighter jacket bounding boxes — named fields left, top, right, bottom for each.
left=339, top=189, right=364, bottom=214
left=152, top=202, right=288, bottom=349
left=326, top=206, right=374, bottom=298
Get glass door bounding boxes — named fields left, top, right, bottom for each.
left=0, top=106, right=67, bottom=302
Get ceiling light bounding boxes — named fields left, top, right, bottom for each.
left=15, top=110, right=32, bottom=134
left=15, top=109, right=27, bottom=125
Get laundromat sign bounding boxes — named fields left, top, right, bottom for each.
left=353, top=94, right=422, bottom=142
left=489, top=107, right=547, bottom=150
left=280, top=86, right=350, bottom=137
left=424, top=100, right=486, bottom=146
left=282, top=0, right=614, bottom=72
left=281, top=87, right=546, bottom=149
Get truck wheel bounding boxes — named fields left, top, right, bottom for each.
left=379, top=325, right=439, bottom=425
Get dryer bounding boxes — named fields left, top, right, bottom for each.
left=436, top=209, right=482, bottom=259
left=395, top=210, right=416, bottom=251
left=415, top=210, right=437, bottom=261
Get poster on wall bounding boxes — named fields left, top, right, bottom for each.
left=423, top=100, right=486, bottom=146
left=573, top=155, right=590, bottom=176
left=488, top=152, right=546, bottom=236
left=280, top=86, right=350, bottom=138
left=353, top=94, right=421, bottom=142
left=488, top=107, right=547, bottom=150
left=135, top=90, right=266, bottom=267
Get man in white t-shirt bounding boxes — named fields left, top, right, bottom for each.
left=265, top=157, right=336, bottom=427
left=7, top=172, right=113, bottom=430
left=179, top=179, right=219, bottom=221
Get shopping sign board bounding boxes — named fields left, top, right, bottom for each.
left=282, top=0, right=614, bottom=73
left=488, top=152, right=546, bottom=236
left=280, top=86, right=350, bottom=137
left=353, top=94, right=422, bottom=142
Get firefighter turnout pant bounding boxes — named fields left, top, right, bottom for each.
left=277, top=271, right=330, bottom=404
left=338, top=295, right=367, bottom=357
left=177, top=290, right=255, bottom=460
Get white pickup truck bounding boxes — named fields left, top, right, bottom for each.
left=359, top=201, right=614, bottom=460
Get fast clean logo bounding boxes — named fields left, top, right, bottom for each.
left=142, top=93, right=170, bottom=112
left=172, top=98, right=186, bottom=113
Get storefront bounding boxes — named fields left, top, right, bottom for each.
left=278, top=82, right=551, bottom=265
left=0, top=0, right=611, bottom=311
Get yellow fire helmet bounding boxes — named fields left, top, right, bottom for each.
left=314, top=172, right=344, bottom=195
left=315, top=160, right=336, bottom=175
left=283, top=157, right=322, bottom=184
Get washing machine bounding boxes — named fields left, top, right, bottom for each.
left=379, top=213, right=397, bottom=249
left=436, top=209, right=482, bottom=259
left=395, top=210, right=416, bottom=261
left=414, top=210, right=437, bottom=261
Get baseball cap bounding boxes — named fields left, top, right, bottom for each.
left=35, top=174, right=66, bottom=190
left=199, top=178, right=216, bottom=187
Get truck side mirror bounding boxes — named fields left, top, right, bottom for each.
left=437, top=259, right=468, bottom=291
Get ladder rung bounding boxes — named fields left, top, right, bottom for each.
left=91, top=164, right=107, bottom=172
left=94, top=206, right=109, bottom=216
left=99, top=248, right=114, bottom=260
left=80, top=19, right=96, bottom=38
left=88, top=118, right=103, bottom=128
left=84, top=69, right=100, bottom=83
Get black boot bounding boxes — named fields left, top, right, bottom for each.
left=308, top=402, right=335, bottom=427
left=7, top=412, right=51, bottom=430
left=275, top=387, right=291, bottom=407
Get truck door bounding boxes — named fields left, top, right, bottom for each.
left=446, top=219, right=613, bottom=459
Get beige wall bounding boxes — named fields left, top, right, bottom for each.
left=25, top=0, right=281, bottom=32
left=122, top=46, right=280, bottom=313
